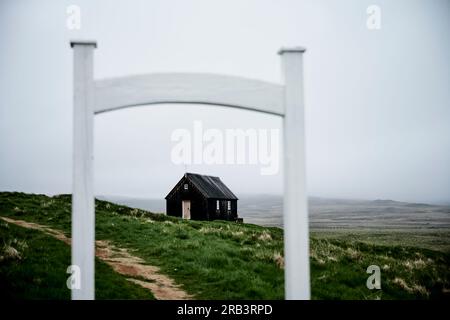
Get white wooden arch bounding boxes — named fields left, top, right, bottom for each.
left=70, top=41, right=310, bottom=300
left=94, top=73, right=285, bottom=116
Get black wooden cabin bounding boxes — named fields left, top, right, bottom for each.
left=165, top=173, right=239, bottom=221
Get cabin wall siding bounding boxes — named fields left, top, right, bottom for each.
left=206, top=199, right=237, bottom=221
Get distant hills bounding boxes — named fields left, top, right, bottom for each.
left=98, top=194, right=450, bottom=230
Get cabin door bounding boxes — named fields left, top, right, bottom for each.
left=182, top=200, right=191, bottom=219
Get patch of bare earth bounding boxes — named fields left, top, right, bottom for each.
left=95, top=240, right=192, bottom=300
left=1, top=216, right=192, bottom=300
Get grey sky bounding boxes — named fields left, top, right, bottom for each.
left=1, top=0, right=449, bottom=203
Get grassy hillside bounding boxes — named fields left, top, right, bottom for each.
left=0, top=192, right=449, bottom=300
left=0, top=221, right=153, bottom=299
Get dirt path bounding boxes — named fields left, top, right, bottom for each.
left=1, top=216, right=193, bottom=300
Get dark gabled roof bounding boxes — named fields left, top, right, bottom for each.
left=166, top=173, right=238, bottom=200
left=186, top=173, right=238, bottom=200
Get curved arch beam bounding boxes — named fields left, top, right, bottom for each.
left=93, top=73, right=285, bottom=116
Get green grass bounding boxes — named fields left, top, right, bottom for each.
left=311, top=229, right=450, bottom=253
left=0, top=191, right=449, bottom=300
left=0, top=221, right=154, bottom=299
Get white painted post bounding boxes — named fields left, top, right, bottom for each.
left=279, top=47, right=310, bottom=300
left=70, top=41, right=97, bottom=300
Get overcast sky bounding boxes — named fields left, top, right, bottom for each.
left=1, top=0, right=449, bottom=204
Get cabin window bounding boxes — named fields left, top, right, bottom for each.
left=184, top=184, right=188, bottom=190
left=216, top=200, right=219, bottom=210
left=227, top=201, right=231, bottom=211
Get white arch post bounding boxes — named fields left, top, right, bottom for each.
left=71, top=41, right=96, bottom=300
left=70, top=41, right=309, bottom=300
left=279, top=47, right=310, bottom=299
